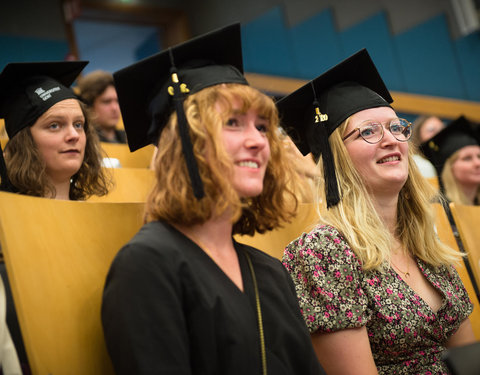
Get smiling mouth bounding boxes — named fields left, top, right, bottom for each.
left=377, top=155, right=400, bottom=164
left=237, top=161, right=259, bottom=168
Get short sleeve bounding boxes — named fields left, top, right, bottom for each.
left=445, top=264, right=474, bottom=325
left=282, top=225, right=372, bottom=333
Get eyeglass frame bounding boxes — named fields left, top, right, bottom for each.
left=342, top=118, right=412, bottom=144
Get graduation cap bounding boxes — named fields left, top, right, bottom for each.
left=0, top=60, right=88, bottom=192
left=276, top=49, right=393, bottom=208
left=0, top=61, right=88, bottom=139
left=420, top=115, right=480, bottom=179
left=113, top=23, right=248, bottom=200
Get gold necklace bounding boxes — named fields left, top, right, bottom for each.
left=390, top=259, right=410, bottom=278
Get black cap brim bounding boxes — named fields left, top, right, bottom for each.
left=277, top=48, right=392, bottom=157
left=113, top=23, right=245, bottom=152
left=420, top=115, right=480, bottom=176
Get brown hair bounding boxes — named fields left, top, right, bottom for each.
left=77, top=70, right=114, bottom=106
left=145, top=83, right=298, bottom=235
left=4, top=101, right=111, bottom=200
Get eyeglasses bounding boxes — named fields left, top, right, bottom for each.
left=342, top=118, right=412, bottom=144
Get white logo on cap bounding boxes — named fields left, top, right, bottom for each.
left=34, top=86, right=61, bottom=101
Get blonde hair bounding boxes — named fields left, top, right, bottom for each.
left=316, top=118, right=461, bottom=271
left=441, top=150, right=480, bottom=205
left=145, top=83, right=298, bottom=235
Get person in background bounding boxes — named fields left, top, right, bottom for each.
left=0, top=61, right=111, bottom=374
left=0, top=61, right=110, bottom=200
left=0, top=278, right=21, bottom=375
left=277, top=49, right=476, bottom=374
left=77, top=70, right=126, bottom=144
left=411, top=115, right=445, bottom=178
left=101, top=24, right=325, bottom=375
left=421, top=115, right=480, bottom=205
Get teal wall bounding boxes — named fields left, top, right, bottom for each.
left=0, top=34, right=69, bottom=70
left=242, top=7, right=480, bottom=101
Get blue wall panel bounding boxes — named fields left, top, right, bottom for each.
left=242, top=7, right=296, bottom=77
left=288, top=9, right=342, bottom=79
left=0, top=35, right=69, bottom=71
left=395, top=15, right=466, bottom=99
left=454, top=31, right=480, bottom=102
left=339, top=12, right=405, bottom=92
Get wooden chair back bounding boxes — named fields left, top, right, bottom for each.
left=235, top=203, right=320, bottom=260
left=0, top=192, right=145, bottom=374
left=88, top=168, right=155, bottom=202
left=426, top=177, right=439, bottom=191
left=100, top=142, right=155, bottom=169
left=432, top=203, right=480, bottom=339
left=448, top=203, right=480, bottom=289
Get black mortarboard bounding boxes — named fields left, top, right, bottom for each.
left=113, top=23, right=248, bottom=199
left=277, top=49, right=393, bottom=208
left=420, top=115, right=480, bottom=179
left=0, top=61, right=88, bottom=192
left=0, top=61, right=88, bottom=139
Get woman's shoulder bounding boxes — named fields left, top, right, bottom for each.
left=236, top=241, right=284, bottom=270
left=284, top=224, right=359, bottom=266
left=114, top=221, right=185, bottom=264
left=286, top=224, right=349, bottom=252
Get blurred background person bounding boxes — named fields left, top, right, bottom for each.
left=77, top=70, right=126, bottom=144
left=421, top=115, right=480, bottom=205
left=0, top=62, right=111, bottom=200
left=0, top=61, right=112, bottom=374
left=411, top=115, right=445, bottom=178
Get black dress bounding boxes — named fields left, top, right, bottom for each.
left=102, top=221, right=324, bottom=375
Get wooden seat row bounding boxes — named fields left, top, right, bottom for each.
left=0, top=195, right=478, bottom=374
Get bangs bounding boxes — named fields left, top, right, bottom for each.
left=213, top=84, right=277, bottom=125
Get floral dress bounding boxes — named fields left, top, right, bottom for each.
left=283, top=224, right=473, bottom=375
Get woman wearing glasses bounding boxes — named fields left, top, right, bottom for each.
left=278, top=49, right=475, bottom=374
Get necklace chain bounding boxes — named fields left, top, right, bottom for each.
left=390, top=258, right=410, bottom=278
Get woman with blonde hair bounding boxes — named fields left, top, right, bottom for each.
left=421, top=115, right=480, bottom=205
left=278, top=49, right=475, bottom=374
left=411, top=114, right=445, bottom=178
left=101, top=24, right=325, bottom=375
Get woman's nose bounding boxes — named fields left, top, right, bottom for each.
left=65, top=125, right=80, bottom=141
left=244, top=124, right=267, bottom=149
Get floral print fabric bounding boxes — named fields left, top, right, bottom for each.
left=283, top=224, right=473, bottom=375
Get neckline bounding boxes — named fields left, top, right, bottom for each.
left=176, top=226, right=251, bottom=295
left=389, top=257, right=446, bottom=315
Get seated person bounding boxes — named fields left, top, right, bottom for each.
left=101, top=24, right=325, bottom=375
left=0, top=61, right=111, bottom=200
left=277, top=49, right=476, bottom=374
left=420, top=115, right=480, bottom=205
left=0, top=61, right=112, bottom=373
left=77, top=70, right=126, bottom=143
left=411, top=115, right=445, bottom=178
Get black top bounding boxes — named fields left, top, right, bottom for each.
left=102, top=221, right=324, bottom=375
left=97, top=128, right=127, bottom=144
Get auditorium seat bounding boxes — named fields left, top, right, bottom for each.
left=88, top=167, right=155, bottom=202
left=100, top=142, right=155, bottom=169
left=432, top=203, right=480, bottom=340
left=0, top=192, right=145, bottom=374
left=235, top=202, right=320, bottom=260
